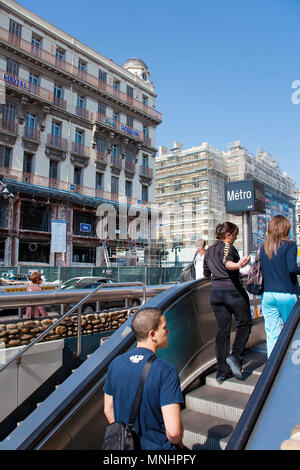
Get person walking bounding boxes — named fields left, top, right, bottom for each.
left=194, top=239, right=207, bottom=279
left=24, top=271, right=47, bottom=319
left=203, top=222, right=252, bottom=383
left=260, top=215, right=300, bottom=357
left=103, top=307, right=184, bottom=450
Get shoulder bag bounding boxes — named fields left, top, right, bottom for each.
left=180, top=252, right=197, bottom=282
left=102, top=355, right=156, bottom=450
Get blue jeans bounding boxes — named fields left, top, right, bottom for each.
left=262, top=292, right=297, bottom=357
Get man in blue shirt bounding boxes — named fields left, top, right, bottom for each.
left=103, top=307, right=184, bottom=450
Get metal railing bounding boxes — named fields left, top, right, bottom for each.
left=0, top=281, right=146, bottom=374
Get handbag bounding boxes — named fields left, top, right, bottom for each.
left=180, top=252, right=197, bottom=282
left=102, top=355, right=156, bottom=450
left=246, top=246, right=263, bottom=296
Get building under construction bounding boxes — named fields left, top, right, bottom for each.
left=156, top=141, right=297, bottom=262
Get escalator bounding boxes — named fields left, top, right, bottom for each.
left=0, top=278, right=269, bottom=450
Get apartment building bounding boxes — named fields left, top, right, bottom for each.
left=156, top=141, right=297, bottom=262
left=0, top=0, right=162, bottom=267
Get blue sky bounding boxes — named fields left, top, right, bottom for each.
left=17, top=0, right=300, bottom=187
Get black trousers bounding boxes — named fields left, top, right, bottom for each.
left=210, top=288, right=252, bottom=374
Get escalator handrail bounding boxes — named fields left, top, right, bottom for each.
left=0, top=279, right=205, bottom=450
left=226, top=297, right=300, bottom=450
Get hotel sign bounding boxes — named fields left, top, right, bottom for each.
left=3, top=73, right=27, bottom=89
left=225, top=179, right=265, bottom=215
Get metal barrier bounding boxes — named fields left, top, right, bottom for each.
left=0, top=281, right=147, bottom=374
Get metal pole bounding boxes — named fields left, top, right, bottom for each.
left=242, top=211, right=251, bottom=256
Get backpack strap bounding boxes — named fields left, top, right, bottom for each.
left=126, top=355, right=156, bottom=431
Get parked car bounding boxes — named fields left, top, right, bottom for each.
left=58, top=277, right=141, bottom=314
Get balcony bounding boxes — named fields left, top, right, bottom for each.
left=95, top=150, right=108, bottom=172
left=75, top=106, right=89, bottom=120
left=124, top=159, right=136, bottom=179
left=71, top=142, right=90, bottom=168
left=1, top=27, right=162, bottom=122
left=0, top=119, right=18, bottom=135
left=110, top=155, right=123, bottom=176
left=51, top=94, right=67, bottom=111
left=24, top=126, right=40, bottom=142
left=47, top=134, right=68, bottom=151
left=23, top=126, right=40, bottom=152
left=140, top=165, right=153, bottom=179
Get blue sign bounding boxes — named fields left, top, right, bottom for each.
left=70, top=184, right=76, bottom=190
left=80, top=223, right=91, bottom=232
left=3, top=73, right=27, bottom=89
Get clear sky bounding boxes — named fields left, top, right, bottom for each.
left=16, top=0, right=300, bottom=187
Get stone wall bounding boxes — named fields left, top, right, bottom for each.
left=0, top=309, right=135, bottom=349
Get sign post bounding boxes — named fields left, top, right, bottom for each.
left=225, top=179, right=266, bottom=256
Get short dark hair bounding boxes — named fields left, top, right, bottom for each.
left=131, top=308, right=163, bottom=341
left=215, top=221, right=239, bottom=240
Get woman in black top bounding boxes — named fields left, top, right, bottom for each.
left=203, top=222, right=252, bottom=382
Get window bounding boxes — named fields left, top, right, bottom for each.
left=142, top=95, right=148, bottom=105
left=143, top=125, right=149, bottom=137
left=142, top=185, right=148, bottom=202
left=74, top=166, right=82, bottom=186
left=113, top=80, right=120, bottom=90
left=9, top=19, right=22, bottom=36
left=96, top=172, right=103, bottom=190
left=125, top=180, right=132, bottom=198
left=49, top=159, right=59, bottom=180
left=73, top=210, right=97, bottom=237
left=0, top=199, right=8, bottom=228
left=55, top=48, right=65, bottom=61
left=126, top=85, right=134, bottom=97
left=20, top=201, right=51, bottom=232
left=98, top=101, right=106, bottom=116
left=53, top=84, right=64, bottom=107
left=6, top=59, right=19, bottom=76
left=0, top=146, right=12, bottom=168
left=126, top=115, right=133, bottom=128
left=113, top=111, right=119, bottom=122
left=78, top=59, right=87, bottom=76
left=29, top=72, right=39, bottom=92
left=51, top=120, right=61, bottom=136
left=23, top=152, right=34, bottom=173
left=19, top=240, right=50, bottom=263
left=125, top=145, right=135, bottom=162
left=111, top=144, right=119, bottom=157
left=96, top=135, right=106, bottom=153
left=72, top=245, right=96, bottom=263
left=174, top=180, right=181, bottom=191
left=111, top=176, right=119, bottom=194
left=142, top=154, right=149, bottom=167
left=3, top=102, right=16, bottom=121
left=99, top=69, right=107, bottom=82
left=26, top=113, right=36, bottom=129
left=31, top=35, right=42, bottom=55
left=77, top=95, right=85, bottom=108
left=75, top=129, right=84, bottom=144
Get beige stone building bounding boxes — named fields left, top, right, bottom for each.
left=0, top=0, right=162, bottom=267
left=156, top=141, right=297, bottom=263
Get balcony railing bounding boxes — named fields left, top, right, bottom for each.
left=140, top=165, right=153, bottom=179
left=51, top=94, right=67, bottom=110
left=125, top=160, right=135, bottom=173
left=24, top=126, right=40, bottom=141
left=0, top=119, right=18, bottom=135
left=75, top=106, right=89, bottom=120
left=1, top=27, right=162, bottom=122
left=0, top=166, right=157, bottom=208
left=95, top=150, right=108, bottom=164
left=72, top=142, right=90, bottom=158
left=111, top=155, right=123, bottom=169
left=47, top=134, right=68, bottom=150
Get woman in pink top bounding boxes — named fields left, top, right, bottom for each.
left=24, top=271, right=47, bottom=319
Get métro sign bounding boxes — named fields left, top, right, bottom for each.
left=225, top=179, right=266, bottom=215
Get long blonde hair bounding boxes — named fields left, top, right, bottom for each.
left=263, top=215, right=291, bottom=259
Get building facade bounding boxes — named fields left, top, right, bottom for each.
left=0, top=0, right=162, bottom=268
left=156, top=141, right=297, bottom=262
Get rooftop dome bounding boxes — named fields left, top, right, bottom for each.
left=123, top=57, right=150, bottom=82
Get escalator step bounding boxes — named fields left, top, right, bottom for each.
left=182, top=409, right=235, bottom=450
left=185, top=385, right=250, bottom=422
left=205, top=371, right=260, bottom=394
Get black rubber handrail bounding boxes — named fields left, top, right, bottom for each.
left=226, top=298, right=300, bottom=450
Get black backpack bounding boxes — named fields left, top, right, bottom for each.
left=102, top=356, right=156, bottom=450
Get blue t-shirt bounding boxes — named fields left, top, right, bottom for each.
left=103, top=347, right=184, bottom=450
left=260, top=240, right=300, bottom=295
